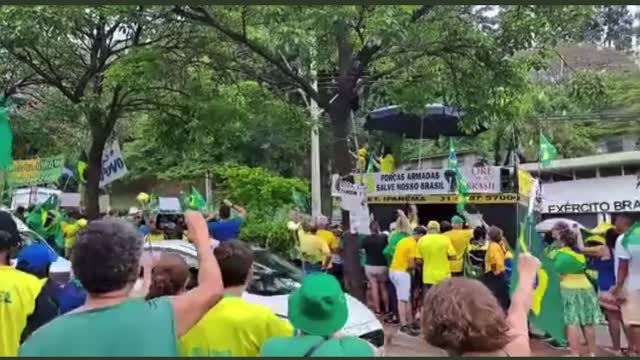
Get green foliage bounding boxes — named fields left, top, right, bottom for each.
left=214, top=165, right=308, bottom=256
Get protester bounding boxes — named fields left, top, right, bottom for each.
left=378, top=145, right=395, bottom=174
left=15, top=244, right=65, bottom=342
left=582, top=226, right=628, bottom=355
left=208, top=200, right=247, bottom=241
left=0, top=213, right=44, bottom=357
left=260, top=273, right=375, bottom=357
left=19, top=211, right=224, bottom=356
left=440, top=220, right=452, bottom=233
left=361, top=221, right=389, bottom=317
left=315, top=215, right=341, bottom=279
left=464, top=226, right=488, bottom=279
left=422, top=253, right=540, bottom=356
left=62, top=217, right=87, bottom=258
left=298, top=223, right=331, bottom=275
left=179, top=240, right=293, bottom=356
left=407, top=204, right=419, bottom=229
left=612, top=214, right=640, bottom=356
left=551, top=221, right=604, bottom=356
left=443, top=215, right=473, bottom=277
left=484, top=226, right=511, bottom=311
left=383, top=210, right=412, bottom=264
left=388, top=226, right=425, bottom=336
left=415, top=221, right=456, bottom=295
left=144, top=218, right=166, bottom=243
left=146, top=253, right=190, bottom=300
left=15, top=206, right=26, bottom=222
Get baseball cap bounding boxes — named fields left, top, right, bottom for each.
left=451, top=215, right=464, bottom=225
left=288, top=273, right=348, bottom=336
left=413, top=226, right=428, bottom=236
left=16, top=243, right=58, bottom=273
left=426, top=221, right=440, bottom=232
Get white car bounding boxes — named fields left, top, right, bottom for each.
left=2, top=210, right=72, bottom=282
left=143, top=240, right=385, bottom=353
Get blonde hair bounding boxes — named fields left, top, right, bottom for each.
left=395, top=211, right=412, bottom=234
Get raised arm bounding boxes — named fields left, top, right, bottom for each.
left=171, top=211, right=224, bottom=336
left=505, top=253, right=540, bottom=355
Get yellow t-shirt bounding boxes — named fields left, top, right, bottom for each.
left=415, top=234, right=456, bottom=285
left=0, top=266, right=45, bottom=356
left=389, top=236, right=417, bottom=272
left=485, top=242, right=506, bottom=275
left=62, top=222, right=81, bottom=249
left=379, top=155, right=395, bottom=173
left=179, top=296, right=293, bottom=357
left=317, top=229, right=338, bottom=252
left=299, top=233, right=330, bottom=264
left=443, top=229, right=473, bottom=273
left=145, top=233, right=165, bottom=243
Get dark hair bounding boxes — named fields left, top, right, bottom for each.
left=219, top=205, right=231, bottom=219
left=440, top=221, right=453, bottom=233
left=382, top=145, right=392, bottom=156
left=543, top=231, right=555, bottom=246
left=422, top=277, right=511, bottom=355
left=472, top=226, right=486, bottom=242
left=369, top=220, right=381, bottom=235
left=214, top=240, right=254, bottom=288
left=146, top=253, right=189, bottom=300
left=72, top=219, right=143, bottom=294
left=0, top=212, right=20, bottom=251
left=605, top=228, right=619, bottom=249
left=16, top=206, right=25, bottom=215
left=554, top=222, right=580, bottom=252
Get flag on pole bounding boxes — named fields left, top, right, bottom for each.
left=291, top=188, right=310, bottom=214
left=182, top=187, right=207, bottom=211
left=622, top=222, right=640, bottom=250
left=539, top=134, right=558, bottom=168
left=511, top=213, right=566, bottom=343
left=0, top=103, right=12, bottom=170
left=448, top=138, right=469, bottom=214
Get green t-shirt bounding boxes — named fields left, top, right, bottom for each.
left=19, top=297, right=178, bottom=357
left=260, top=335, right=374, bottom=357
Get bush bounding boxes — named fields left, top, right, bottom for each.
left=214, top=165, right=309, bottom=258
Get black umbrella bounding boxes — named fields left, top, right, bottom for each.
left=364, top=104, right=484, bottom=139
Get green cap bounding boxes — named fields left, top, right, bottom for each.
left=288, top=273, right=348, bottom=336
left=451, top=215, right=464, bottom=225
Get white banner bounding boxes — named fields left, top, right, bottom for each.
left=332, top=166, right=501, bottom=197
left=337, top=182, right=371, bottom=234
left=542, top=175, right=640, bottom=214
left=99, top=141, right=128, bottom=188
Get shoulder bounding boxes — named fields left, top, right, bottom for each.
left=260, top=336, right=314, bottom=356
left=8, top=268, right=44, bottom=290
left=20, top=312, right=77, bottom=354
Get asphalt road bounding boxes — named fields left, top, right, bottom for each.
left=384, top=324, right=624, bottom=356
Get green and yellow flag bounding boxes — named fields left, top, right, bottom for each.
left=291, top=188, right=310, bottom=214
left=182, top=187, right=207, bottom=211
left=511, top=214, right=566, bottom=343
left=448, top=138, right=469, bottom=214
left=539, top=134, right=558, bottom=168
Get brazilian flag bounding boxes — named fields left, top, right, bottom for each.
left=511, top=214, right=566, bottom=343
left=182, top=187, right=207, bottom=211
left=76, top=152, right=88, bottom=183
left=291, top=188, right=310, bottom=214
left=448, top=138, right=469, bottom=214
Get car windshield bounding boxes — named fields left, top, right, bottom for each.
left=248, top=249, right=303, bottom=296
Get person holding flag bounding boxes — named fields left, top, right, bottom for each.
left=551, top=221, right=604, bottom=356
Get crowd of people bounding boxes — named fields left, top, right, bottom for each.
left=1, top=198, right=639, bottom=356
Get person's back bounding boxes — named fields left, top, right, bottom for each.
left=0, top=266, right=43, bottom=356
left=416, top=233, right=456, bottom=286
left=362, top=233, right=388, bottom=266
left=180, top=296, right=292, bottom=356
left=209, top=203, right=246, bottom=241
left=180, top=240, right=292, bottom=357
left=443, top=226, right=473, bottom=274
left=20, top=297, right=178, bottom=356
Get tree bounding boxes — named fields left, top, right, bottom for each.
left=0, top=6, right=191, bottom=218
left=581, top=6, right=634, bottom=50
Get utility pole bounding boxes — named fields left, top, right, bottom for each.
left=310, top=57, right=322, bottom=219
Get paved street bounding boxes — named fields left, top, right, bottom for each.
left=384, top=324, right=624, bottom=356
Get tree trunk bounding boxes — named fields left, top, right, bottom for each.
left=84, top=134, right=106, bottom=220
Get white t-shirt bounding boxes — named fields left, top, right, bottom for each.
left=615, top=234, right=640, bottom=291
